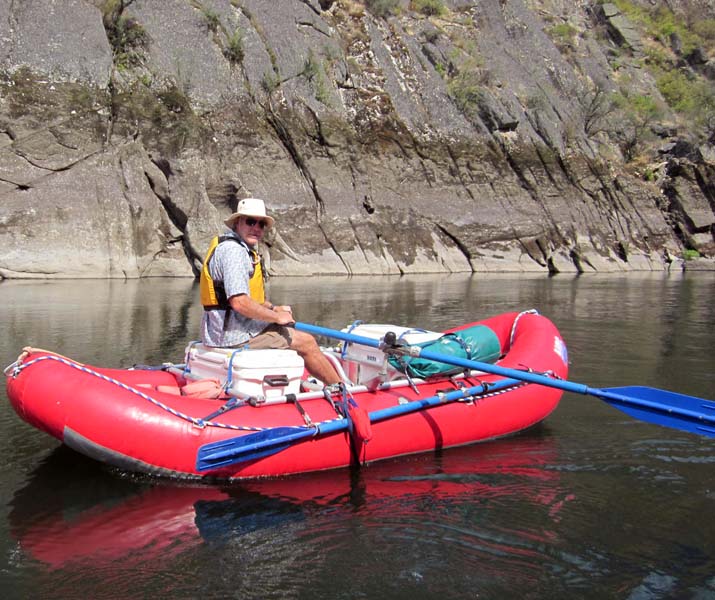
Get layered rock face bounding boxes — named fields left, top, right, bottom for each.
left=0, top=0, right=713, bottom=278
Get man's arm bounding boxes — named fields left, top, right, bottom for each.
left=228, top=294, right=295, bottom=325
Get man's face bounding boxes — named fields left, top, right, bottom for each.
left=236, top=216, right=268, bottom=246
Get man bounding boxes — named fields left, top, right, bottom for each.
left=200, top=197, right=341, bottom=387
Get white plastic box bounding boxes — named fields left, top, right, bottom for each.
left=184, top=344, right=305, bottom=399
left=340, top=324, right=441, bottom=386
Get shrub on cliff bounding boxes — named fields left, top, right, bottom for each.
left=366, top=0, right=400, bottom=18
left=411, top=0, right=446, bottom=18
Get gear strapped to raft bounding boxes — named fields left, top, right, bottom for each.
left=382, top=324, right=502, bottom=379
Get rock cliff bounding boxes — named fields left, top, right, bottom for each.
left=1, top=0, right=714, bottom=278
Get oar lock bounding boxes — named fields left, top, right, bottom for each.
left=378, top=331, right=421, bottom=357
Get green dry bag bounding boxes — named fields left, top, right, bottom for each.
left=388, top=324, right=501, bottom=378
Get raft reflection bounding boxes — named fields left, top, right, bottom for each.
left=9, top=428, right=571, bottom=594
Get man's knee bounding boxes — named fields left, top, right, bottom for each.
left=290, top=331, right=319, bottom=354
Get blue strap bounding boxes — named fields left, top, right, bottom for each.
left=224, top=347, right=246, bottom=392
left=183, top=341, right=201, bottom=375
left=397, top=328, right=429, bottom=342
left=341, top=320, right=363, bottom=358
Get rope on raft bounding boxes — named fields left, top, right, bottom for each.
left=7, top=354, right=277, bottom=432
left=508, top=309, right=539, bottom=351
left=7, top=350, right=527, bottom=436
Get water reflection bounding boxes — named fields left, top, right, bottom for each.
left=0, top=279, right=200, bottom=367
left=9, top=429, right=577, bottom=596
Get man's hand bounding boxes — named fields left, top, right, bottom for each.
left=270, top=304, right=294, bottom=325
left=274, top=309, right=295, bottom=326
left=229, top=295, right=294, bottom=324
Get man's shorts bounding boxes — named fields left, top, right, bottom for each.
left=246, top=324, right=294, bottom=350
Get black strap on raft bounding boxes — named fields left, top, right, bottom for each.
left=199, top=396, right=247, bottom=422
left=450, top=377, right=490, bottom=404
left=287, top=394, right=313, bottom=426
left=323, top=385, right=345, bottom=417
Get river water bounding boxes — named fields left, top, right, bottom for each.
left=0, top=272, right=713, bottom=599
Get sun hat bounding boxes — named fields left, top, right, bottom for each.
left=224, top=198, right=275, bottom=228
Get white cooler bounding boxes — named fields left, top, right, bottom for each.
left=184, top=344, right=304, bottom=399
left=340, top=324, right=441, bottom=385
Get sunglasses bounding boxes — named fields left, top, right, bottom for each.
left=244, top=217, right=267, bottom=229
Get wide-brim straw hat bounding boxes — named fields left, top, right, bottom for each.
left=224, top=198, right=275, bottom=228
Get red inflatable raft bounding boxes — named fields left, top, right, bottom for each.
left=5, top=311, right=568, bottom=480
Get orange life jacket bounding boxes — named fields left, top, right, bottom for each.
left=199, top=236, right=265, bottom=310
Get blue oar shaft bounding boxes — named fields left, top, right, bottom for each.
left=296, top=321, right=588, bottom=394
left=198, top=377, right=524, bottom=467
left=295, top=322, right=715, bottom=426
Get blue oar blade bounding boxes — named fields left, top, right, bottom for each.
left=600, top=386, right=715, bottom=437
left=196, top=426, right=313, bottom=471
left=602, top=386, right=715, bottom=410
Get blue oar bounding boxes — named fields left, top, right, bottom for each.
left=196, top=377, right=525, bottom=471
left=295, top=322, right=715, bottom=438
